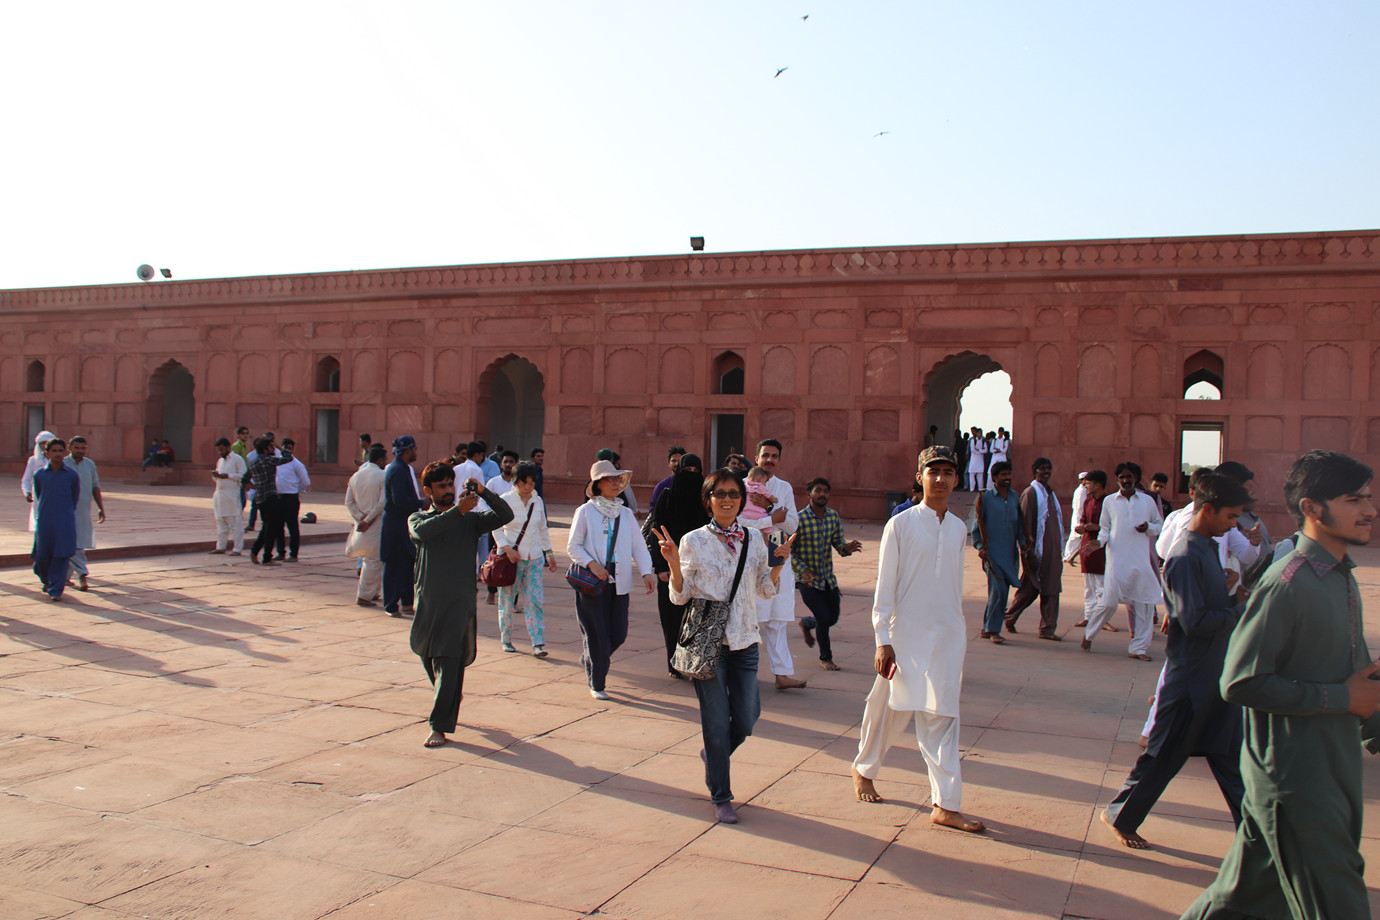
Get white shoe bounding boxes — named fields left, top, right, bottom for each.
left=590, top=689, right=611, bottom=701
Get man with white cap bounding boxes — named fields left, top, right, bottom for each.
left=21, top=430, right=57, bottom=533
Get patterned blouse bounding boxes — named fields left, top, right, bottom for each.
left=669, top=525, right=779, bottom=651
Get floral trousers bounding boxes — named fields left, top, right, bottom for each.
left=498, top=557, right=546, bottom=647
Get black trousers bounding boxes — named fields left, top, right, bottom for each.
left=423, top=656, right=466, bottom=733
left=656, top=578, right=686, bottom=671
left=1105, top=700, right=1244, bottom=834
left=574, top=588, right=630, bottom=692
left=274, top=493, right=301, bottom=559
left=798, top=583, right=841, bottom=662
left=251, top=497, right=283, bottom=561
left=383, top=554, right=415, bottom=612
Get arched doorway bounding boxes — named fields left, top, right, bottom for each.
left=478, top=355, right=545, bottom=457
left=924, top=351, right=1006, bottom=447
left=147, top=361, right=196, bottom=462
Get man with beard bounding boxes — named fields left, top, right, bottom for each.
left=751, top=438, right=806, bottom=689
left=381, top=435, right=428, bottom=615
left=1179, top=451, right=1380, bottom=919
left=1004, top=457, right=1065, bottom=640
left=792, top=477, right=863, bottom=670
left=409, top=461, right=513, bottom=748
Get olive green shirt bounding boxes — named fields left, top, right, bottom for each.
left=407, top=489, right=513, bottom=662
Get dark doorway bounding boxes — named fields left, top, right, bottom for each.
left=147, top=361, right=195, bottom=463
left=480, top=356, right=546, bottom=457
left=711, top=414, right=744, bottom=468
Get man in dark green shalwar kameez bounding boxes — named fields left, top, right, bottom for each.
left=1181, top=450, right=1380, bottom=920
left=409, top=461, right=514, bottom=749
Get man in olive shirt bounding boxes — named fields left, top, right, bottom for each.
left=409, top=461, right=514, bottom=749
left=1180, top=451, right=1380, bottom=920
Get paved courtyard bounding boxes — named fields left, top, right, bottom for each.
left=3, top=482, right=1380, bottom=919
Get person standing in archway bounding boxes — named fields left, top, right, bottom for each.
left=1004, top=457, right=1065, bottom=640
left=966, top=428, right=988, bottom=492
left=987, top=427, right=1010, bottom=482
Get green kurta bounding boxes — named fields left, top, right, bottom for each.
left=1181, top=533, right=1380, bottom=920
left=407, top=489, right=514, bottom=662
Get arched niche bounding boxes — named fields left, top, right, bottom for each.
left=923, top=351, right=1004, bottom=443
left=712, top=351, right=745, bottom=395
left=25, top=359, right=45, bottom=392
left=478, top=354, right=546, bottom=457
left=146, top=360, right=196, bottom=463
left=316, top=355, right=341, bottom=393
left=1183, top=349, right=1224, bottom=398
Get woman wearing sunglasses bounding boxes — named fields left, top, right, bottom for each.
left=655, top=468, right=794, bottom=824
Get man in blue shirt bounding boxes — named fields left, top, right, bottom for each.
left=31, top=438, right=80, bottom=601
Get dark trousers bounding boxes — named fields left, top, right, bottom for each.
left=274, top=493, right=301, bottom=559
left=1005, top=564, right=1060, bottom=636
left=247, top=497, right=260, bottom=529
left=383, top=555, right=415, bottom=612
left=656, top=578, right=686, bottom=672
left=797, top=583, right=841, bottom=662
left=33, top=553, right=71, bottom=599
left=1106, top=702, right=1244, bottom=834
left=693, top=644, right=760, bottom=804
left=251, top=498, right=283, bottom=561
left=423, top=656, right=466, bottom=733
left=983, top=569, right=1013, bottom=634
left=575, top=588, right=630, bottom=692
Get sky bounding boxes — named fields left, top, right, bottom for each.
left=2, top=2, right=1375, bottom=436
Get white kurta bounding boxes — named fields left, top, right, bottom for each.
left=987, top=437, right=1009, bottom=470
left=755, top=474, right=799, bottom=623
left=1063, top=482, right=1088, bottom=561
left=344, top=462, right=386, bottom=558
left=64, top=457, right=101, bottom=549
left=871, top=502, right=967, bottom=716
left=1156, top=504, right=1261, bottom=570
left=213, top=453, right=247, bottom=518
left=1096, top=491, right=1164, bottom=605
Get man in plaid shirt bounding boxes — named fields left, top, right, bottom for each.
left=792, top=477, right=863, bottom=670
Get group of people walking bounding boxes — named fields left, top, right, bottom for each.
left=21, top=430, right=104, bottom=600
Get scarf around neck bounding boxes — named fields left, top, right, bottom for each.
left=708, top=520, right=745, bottom=554
left=590, top=495, right=624, bottom=520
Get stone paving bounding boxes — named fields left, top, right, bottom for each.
left=3, top=480, right=1379, bottom=919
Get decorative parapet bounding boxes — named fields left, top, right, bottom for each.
left=3, top=230, right=1378, bottom=312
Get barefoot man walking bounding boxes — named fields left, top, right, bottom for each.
left=851, top=446, right=984, bottom=833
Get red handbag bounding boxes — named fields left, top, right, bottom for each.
left=480, top=502, right=534, bottom=588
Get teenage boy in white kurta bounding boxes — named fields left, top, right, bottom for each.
left=851, top=447, right=984, bottom=833
left=1083, top=465, right=1163, bottom=659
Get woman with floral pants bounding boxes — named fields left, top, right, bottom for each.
left=496, top=462, right=557, bottom=655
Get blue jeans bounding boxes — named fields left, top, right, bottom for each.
left=693, top=644, right=761, bottom=804
left=983, top=568, right=1012, bottom=635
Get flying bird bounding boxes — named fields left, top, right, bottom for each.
left=873, top=131, right=891, bottom=137
left=774, top=67, right=788, bottom=78
left=801, top=14, right=809, bottom=20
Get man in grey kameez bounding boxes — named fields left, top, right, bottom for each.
left=409, top=461, right=513, bottom=748
left=1180, top=450, right=1380, bottom=920
left=63, top=436, right=105, bottom=592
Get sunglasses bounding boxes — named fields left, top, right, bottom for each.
left=710, top=490, right=743, bottom=501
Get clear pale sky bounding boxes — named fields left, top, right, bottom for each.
left=2, top=2, right=1374, bottom=435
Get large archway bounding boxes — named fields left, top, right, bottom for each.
left=478, top=355, right=546, bottom=457
left=924, top=351, right=1004, bottom=447
left=146, top=360, right=195, bottom=462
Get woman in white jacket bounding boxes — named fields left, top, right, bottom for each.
left=567, top=459, right=656, bottom=700
left=496, top=461, right=557, bottom=657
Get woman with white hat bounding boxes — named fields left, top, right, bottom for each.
left=567, top=459, right=656, bottom=700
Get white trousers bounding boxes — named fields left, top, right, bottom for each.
left=967, top=470, right=985, bottom=491
left=69, top=548, right=89, bottom=578
left=357, top=555, right=383, bottom=601
left=1081, top=573, right=1105, bottom=621
left=215, top=513, right=245, bottom=553
left=757, top=565, right=796, bottom=676
left=1085, top=597, right=1154, bottom=655
left=853, top=676, right=962, bottom=810
left=1142, top=663, right=1168, bottom=737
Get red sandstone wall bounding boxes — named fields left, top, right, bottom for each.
left=2, top=231, right=1378, bottom=531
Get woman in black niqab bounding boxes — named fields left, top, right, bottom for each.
left=646, top=453, right=710, bottom=677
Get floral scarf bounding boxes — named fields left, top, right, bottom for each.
left=590, top=495, right=624, bottom=520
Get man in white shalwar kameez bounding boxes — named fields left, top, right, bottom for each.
left=21, top=430, right=57, bottom=533
left=210, top=437, right=247, bottom=555
left=1082, top=463, right=1163, bottom=659
left=851, top=446, right=984, bottom=833
left=1063, top=472, right=1090, bottom=562
left=345, top=444, right=388, bottom=605
left=64, top=437, right=105, bottom=589
left=751, top=439, right=806, bottom=689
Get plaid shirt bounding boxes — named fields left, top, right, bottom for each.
left=247, top=455, right=286, bottom=500
left=791, top=505, right=851, bottom=591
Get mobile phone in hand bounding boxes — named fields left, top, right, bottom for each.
left=883, top=660, right=897, bottom=679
